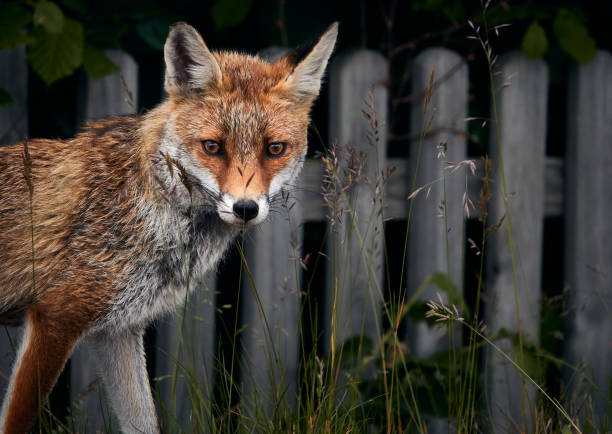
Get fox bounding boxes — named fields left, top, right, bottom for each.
left=0, top=21, right=337, bottom=434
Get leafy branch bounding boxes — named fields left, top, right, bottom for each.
left=0, top=0, right=118, bottom=86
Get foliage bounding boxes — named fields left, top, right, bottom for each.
left=522, top=21, right=548, bottom=59
left=0, top=3, right=32, bottom=50
left=1, top=0, right=116, bottom=85
left=0, top=0, right=263, bottom=89
left=519, top=8, right=596, bottom=63
left=28, top=17, right=84, bottom=86
left=0, top=88, right=13, bottom=106
left=211, top=0, right=254, bottom=31
left=553, top=8, right=596, bottom=64
left=33, top=1, right=64, bottom=34
left=82, top=45, right=119, bottom=80
left=135, top=18, right=173, bottom=51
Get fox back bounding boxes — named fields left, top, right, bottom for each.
left=0, top=22, right=337, bottom=434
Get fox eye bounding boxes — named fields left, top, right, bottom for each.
left=266, top=142, right=286, bottom=158
left=202, top=140, right=223, bottom=156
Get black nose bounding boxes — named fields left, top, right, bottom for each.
left=233, top=200, right=259, bottom=222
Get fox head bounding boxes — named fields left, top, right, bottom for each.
left=152, top=22, right=337, bottom=227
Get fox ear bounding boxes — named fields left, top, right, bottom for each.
left=280, top=22, right=338, bottom=100
left=164, top=22, right=222, bottom=93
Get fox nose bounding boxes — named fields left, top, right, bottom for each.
left=233, top=200, right=259, bottom=222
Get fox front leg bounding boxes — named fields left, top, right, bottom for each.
left=91, top=327, right=159, bottom=434
left=0, top=309, right=82, bottom=434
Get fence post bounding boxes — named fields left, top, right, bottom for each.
left=564, top=50, right=612, bottom=424
left=484, top=52, right=548, bottom=431
left=405, top=47, right=468, bottom=432
left=70, top=50, right=138, bottom=431
left=241, top=195, right=303, bottom=410
left=0, top=47, right=28, bottom=145
left=0, top=45, right=28, bottom=408
left=325, top=50, right=388, bottom=358
left=154, top=276, right=217, bottom=432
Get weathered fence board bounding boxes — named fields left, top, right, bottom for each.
left=69, top=50, right=138, bottom=432
left=0, top=45, right=28, bottom=412
left=405, top=47, right=468, bottom=433
left=405, top=48, right=468, bottom=353
left=0, top=47, right=28, bottom=145
left=154, top=276, right=217, bottom=431
left=242, top=197, right=303, bottom=411
left=484, top=52, right=549, bottom=431
left=79, top=50, right=138, bottom=121
left=324, top=50, right=388, bottom=355
left=564, top=49, right=612, bottom=422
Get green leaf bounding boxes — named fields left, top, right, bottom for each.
left=522, top=21, right=548, bottom=59
left=553, top=9, right=596, bottom=64
left=33, top=1, right=64, bottom=34
left=484, top=4, right=549, bottom=28
left=0, top=88, right=14, bottom=106
left=412, top=377, right=448, bottom=417
left=338, top=336, right=373, bottom=370
left=0, top=3, right=33, bottom=50
left=136, top=19, right=172, bottom=50
left=83, top=45, right=118, bottom=80
left=28, top=18, right=84, bottom=86
left=430, top=272, right=463, bottom=308
left=407, top=302, right=437, bottom=326
left=422, top=345, right=472, bottom=371
left=58, top=0, right=87, bottom=14
left=513, top=341, right=544, bottom=381
left=411, top=0, right=465, bottom=22
left=211, top=0, right=254, bottom=31
left=405, top=272, right=467, bottom=326
left=496, top=328, right=551, bottom=381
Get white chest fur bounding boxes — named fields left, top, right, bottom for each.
left=94, top=201, right=235, bottom=333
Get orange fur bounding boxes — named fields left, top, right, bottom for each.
left=2, top=310, right=80, bottom=434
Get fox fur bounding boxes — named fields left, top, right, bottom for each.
left=0, top=22, right=337, bottom=434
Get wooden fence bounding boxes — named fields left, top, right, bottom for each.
left=0, top=44, right=610, bottom=432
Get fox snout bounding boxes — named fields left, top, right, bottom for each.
left=212, top=162, right=274, bottom=227
left=217, top=192, right=270, bottom=227
left=233, top=199, right=259, bottom=222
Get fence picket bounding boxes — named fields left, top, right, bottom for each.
left=0, top=45, right=28, bottom=411
left=70, top=50, right=138, bottom=431
left=154, top=276, right=217, bottom=431
left=564, top=50, right=612, bottom=423
left=324, top=50, right=388, bottom=357
left=0, top=47, right=28, bottom=145
left=242, top=196, right=303, bottom=410
left=405, top=48, right=468, bottom=352
left=484, top=52, right=548, bottom=431
left=405, top=47, right=468, bottom=432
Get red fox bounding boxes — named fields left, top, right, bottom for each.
left=0, top=22, right=337, bottom=433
